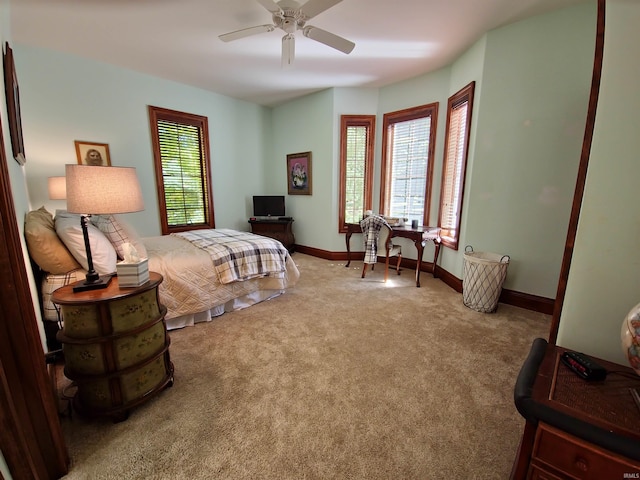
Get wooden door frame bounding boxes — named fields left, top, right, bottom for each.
left=0, top=119, right=68, bottom=477
left=548, top=0, right=605, bottom=343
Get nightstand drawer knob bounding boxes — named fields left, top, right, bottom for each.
left=575, top=456, right=589, bottom=472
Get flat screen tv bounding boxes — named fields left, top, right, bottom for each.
left=253, top=195, right=285, bottom=217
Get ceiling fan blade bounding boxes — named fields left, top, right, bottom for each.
left=219, top=24, right=275, bottom=42
left=299, top=0, right=343, bottom=20
left=256, top=0, right=283, bottom=15
left=302, top=26, right=354, bottom=54
left=282, top=34, right=295, bottom=68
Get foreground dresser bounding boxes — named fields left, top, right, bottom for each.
left=511, top=338, right=640, bottom=479
left=52, top=272, right=174, bottom=421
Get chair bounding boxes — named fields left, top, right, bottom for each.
left=360, top=214, right=402, bottom=282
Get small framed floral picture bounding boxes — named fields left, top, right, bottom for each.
left=286, top=151, right=311, bottom=195
left=75, top=141, right=111, bottom=166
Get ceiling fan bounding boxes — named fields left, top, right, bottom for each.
left=219, top=0, right=355, bottom=67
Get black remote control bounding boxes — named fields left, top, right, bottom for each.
left=561, top=351, right=607, bottom=381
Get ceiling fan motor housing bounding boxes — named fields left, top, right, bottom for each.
left=273, top=9, right=306, bottom=33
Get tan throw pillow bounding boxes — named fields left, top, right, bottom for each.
left=24, top=207, right=82, bottom=274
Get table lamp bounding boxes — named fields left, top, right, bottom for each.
left=47, top=176, right=67, bottom=200
left=65, top=164, right=144, bottom=292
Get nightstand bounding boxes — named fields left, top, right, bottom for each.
left=511, top=338, right=640, bottom=479
left=52, top=272, right=174, bottom=422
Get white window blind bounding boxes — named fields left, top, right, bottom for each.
left=344, top=124, right=368, bottom=224
left=439, top=101, right=468, bottom=238
left=156, top=119, right=208, bottom=227
left=388, top=116, right=431, bottom=223
left=437, top=81, right=474, bottom=249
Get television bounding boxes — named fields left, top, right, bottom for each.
left=253, top=195, right=285, bottom=217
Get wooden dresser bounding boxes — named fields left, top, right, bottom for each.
left=249, top=218, right=295, bottom=252
left=511, top=338, right=640, bottom=479
left=52, top=272, right=174, bottom=422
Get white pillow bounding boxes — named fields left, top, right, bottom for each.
left=54, top=211, right=117, bottom=275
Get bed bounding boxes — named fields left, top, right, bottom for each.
left=24, top=207, right=300, bottom=337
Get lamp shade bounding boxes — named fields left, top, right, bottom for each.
left=65, top=164, right=144, bottom=214
left=47, top=176, right=67, bottom=200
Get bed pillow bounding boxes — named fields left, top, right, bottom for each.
left=24, top=206, right=82, bottom=274
left=91, top=214, right=129, bottom=260
left=54, top=210, right=117, bottom=274
left=113, top=214, right=148, bottom=259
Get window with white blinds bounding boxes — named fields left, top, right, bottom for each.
left=339, top=115, right=375, bottom=232
left=380, top=103, right=438, bottom=226
left=438, top=82, right=475, bottom=250
left=148, top=106, right=215, bottom=234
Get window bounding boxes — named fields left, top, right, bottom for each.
left=339, top=115, right=375, bottom=232
left=437, top=82, right=475, bottom=250
left=380, top=103, right=438, bottom=227
left=148, top=106, right=215, bottom=234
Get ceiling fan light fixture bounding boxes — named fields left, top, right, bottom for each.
left=218, top=0, right=354, bottom=63
left=282, top=34, right=295, bottom=68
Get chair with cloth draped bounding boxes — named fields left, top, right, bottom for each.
left=360, top=214, right=402, bottom=282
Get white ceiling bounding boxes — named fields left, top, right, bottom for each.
left=10, top=0, right=587, bottom=107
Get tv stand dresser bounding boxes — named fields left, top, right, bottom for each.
left=511, top=338, right=640, bottom=479
left=249, top=217, right=295, bottom=252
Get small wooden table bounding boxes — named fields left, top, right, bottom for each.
left=345, top=223, right=442, bottom=287
left=511, top=339, right=640, bottom=479
left=52, top=272, right=174, bottom=422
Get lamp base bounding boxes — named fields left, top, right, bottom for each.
left=73, top=275, right=113, bottom=293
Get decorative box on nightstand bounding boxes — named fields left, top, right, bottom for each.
left=116, top=258, right=149, bottom=287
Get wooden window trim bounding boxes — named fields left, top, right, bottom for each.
left=379, top=103, right=438, bottom=226
left=148, top=105, right=215, bottom=234
left=338, top=115, right=375, bottom=233
left=438, top=82, right=475, bottom=250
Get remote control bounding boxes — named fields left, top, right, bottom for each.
left=561, top=351, right=607, bottom=381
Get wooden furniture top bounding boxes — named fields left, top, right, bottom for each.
left=51, top=272, right=163, bottom=305
left=517, top=339, right=640, bottom=461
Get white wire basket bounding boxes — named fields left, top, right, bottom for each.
left=462, top=246, right=510, bottom=313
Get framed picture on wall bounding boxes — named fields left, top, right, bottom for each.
left=75, top=141, right=111, bottom=166
left=286, top=151, right=312, bottom=195
left=3, top=42, right=26, bottom=165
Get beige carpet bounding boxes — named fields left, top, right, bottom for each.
left=59, top=253, right=550, bottom=479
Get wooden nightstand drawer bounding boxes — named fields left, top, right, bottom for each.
left=532, top=423, right=640, bottom=479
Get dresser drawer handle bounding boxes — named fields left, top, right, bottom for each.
left=574, top=456, right=589, bottom=472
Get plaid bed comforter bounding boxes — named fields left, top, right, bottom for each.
left=174, top=229, right=289, bottom=284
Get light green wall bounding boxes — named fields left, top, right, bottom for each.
left=271, top=89, right=334, bottom=249
left=557, top=0, right=640, bottom=365
left=465, top=2, right=596, bottom=297
left=12, top=2, right=595, bottom=302
left=15, top=45, right=272, bottom=236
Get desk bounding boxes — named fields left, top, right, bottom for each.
left=345, top=223, right=441, bottom=287
left=511, top=338, right=640, bottom=479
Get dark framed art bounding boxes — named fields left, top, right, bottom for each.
left=74, top=141, right=111, bottom=166
left=287, top=151, right=312, bottom=195
left=3, top=42, right=25, bottom=165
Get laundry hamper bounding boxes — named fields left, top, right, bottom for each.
left=462, top=246, right=510, bottom=313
